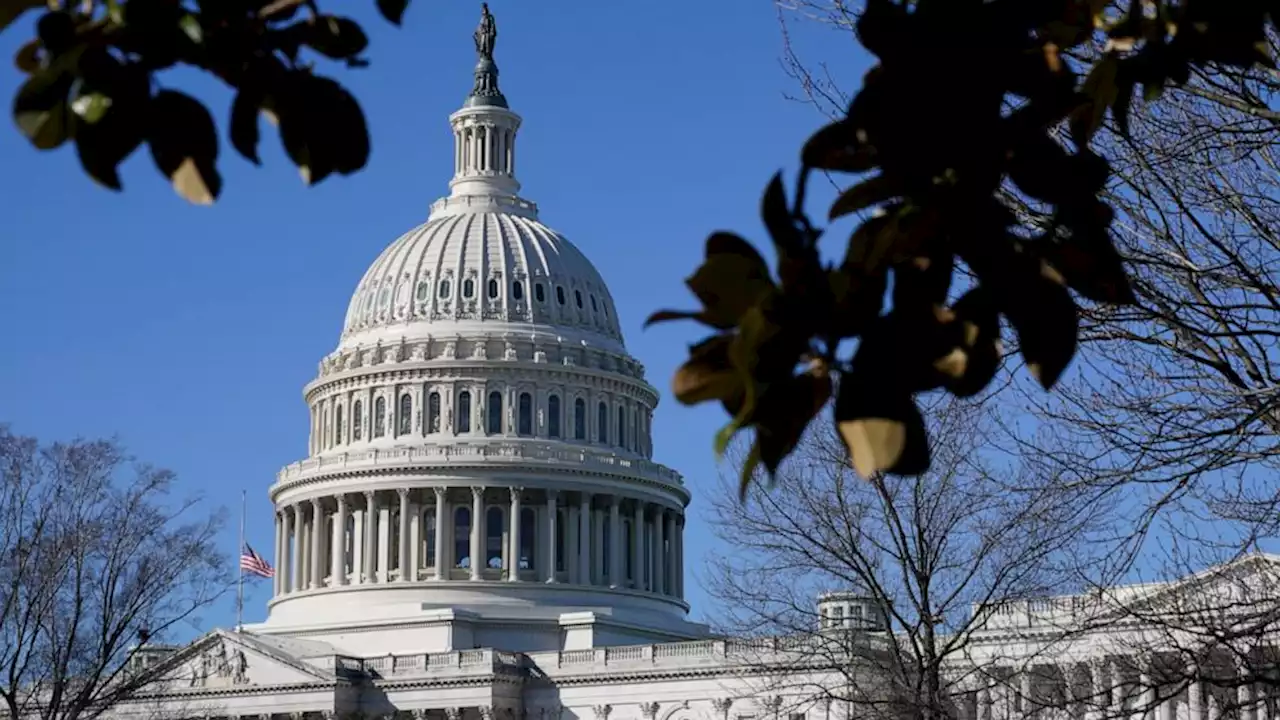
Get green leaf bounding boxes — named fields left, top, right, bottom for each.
left=12, top=66, right=74, bottom=150
left=73, top=92, right=146, bottom=190
left=376, top=0, right=409, bottom=25
left=801, top=118, right=875, bottom=173
left=146, top=89, right=221, bottom=204
left=1069, top=54, right=1120, bottom=148
left=70, top=91, right=112, bottom=124
left=274, top=73, right=370, bottom=185
left=178, top=13, right=202, bottom=44
left=36, top=11, right=76, bottom=55
left=684, top=232, right=775, bottom=328
left=0, top=0, right=43, bottom=33
left=671, top=335, right=741, bottom=407
left=13, top=38, right=39, bottom=74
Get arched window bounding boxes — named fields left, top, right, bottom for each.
left=512, top=281, right=524, bottom=300
left=415, top=281, right=429, bottom=301
left=574, top=398, right=586, bottom=440
left=518, top=393, right=533, bottom=436
left=398, top=394, right=412, bottom=435
left=547, top=395, right=561, bottom=438
left=454, top=507, right=471, bottom=568
left=487, top=278, right=499, bottom=299
left=519, top=507, right=536, bottom=570
left=463, top=278, right=475, bottom=298
left=618, top=406, right=627, bottom=450
left=486, top=507, right=504, bottom=569
left=439, top=280, right=451, bottom=298
left=335, top=405, right=344, bottom=444
left=374, top=397, right=386, bottom=438
left=597, top=402, right=608, bottom=443
left=353, top=400, right=363, bottom=440
left=534, top=283, right=545, bottom=303
left=424, top=509, right=437, bottom=568
left=556, top=286, right=566, bottom=305
left=555, top=509, right=567, bottom=572
left=427, top=392, right=441, bottom=434
left=487, top=391, right=503, bottom=434
left=458, top=391, right=472, bottom=433
left=633, top=407, right=641, bottom=451
left=574, top=289, right=584, bottom=309
left=590, top=295, right=598, bottom=311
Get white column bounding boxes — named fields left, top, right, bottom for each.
left=470, top=486, right=484, bottom=581
left=631, top=502, right=643, bottom=589
left=332, top=494, right=348, bottom=585
left=397, top=488, right=410, bottom=582
left=657, top=509, right=670, bottom=595
left=290, top=505, right=302, bottom=591
left=608, top=496, right=622, bottom=588
left=567, top=504, right=579, bottom=584
left=592, top=505, right=605, bottom=584
left=545, top=491, right=558, bottom=583
left=1139, top=662, right=1154, bottom=720
left=362, top=491, right=376, bottom=583
left=272, top=511, right=282, bottom=595
left=434, top=487, right=448, bottom=580
left=1086, top=659, right=1103, bottom=720
left=577, top=492, right=592, bottom=584
left=509, top=487, right=523, bottom=581
left=1240, top=674, right=1255, bottom=720
left=408, top=498, right=421, bottom=581
left=377, top=499, right=391, bottom=582
left=309, top=498, right=324, bottom=589
left=1257, top=678, right=1269, bottom=720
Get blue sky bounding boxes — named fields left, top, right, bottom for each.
left=0, top=1, right=867, bottom=633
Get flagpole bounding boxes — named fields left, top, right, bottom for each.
left=236, top=489, right=245, bottom=633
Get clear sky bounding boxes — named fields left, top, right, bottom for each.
left=0, top=1, right=868, bottom=635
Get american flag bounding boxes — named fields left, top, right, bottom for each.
left=239, top=543, right=274, bottom=579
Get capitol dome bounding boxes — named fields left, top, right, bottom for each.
left=253, top=5, right=703, bottom=655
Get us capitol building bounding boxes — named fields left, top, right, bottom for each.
left=111, top=8, right=1280, bottom=720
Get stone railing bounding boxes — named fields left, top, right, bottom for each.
left=972, top=594, right=1112, bottom=630
left=308, top=648, right=524, bottom=678
left=275, top=441, right=683, bottom=487
left=302, top=637, right=880, bottom=682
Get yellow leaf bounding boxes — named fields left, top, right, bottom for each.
left=838, top=417, right=906, bottom=480
left=172, top=157, right=215, bottom=205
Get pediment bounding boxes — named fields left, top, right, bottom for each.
left=152, top=629, right=334, bottom=691
left=1115, top=553, right=1280, bottom=619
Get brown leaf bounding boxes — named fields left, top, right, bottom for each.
left=684, top=232, right=776, bottom=328
left=942, top=287, right=1003, bottom=397
left=146, top=90, right=222, bottom=204
left=672, top=335, right=741, bottom=407
left=13, top=39, right=38, bottom=74
left=1069, top=54, right=1120, bottom=147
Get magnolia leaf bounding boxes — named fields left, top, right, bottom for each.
left=672, top=335, right=740, bottom=406
left=1004, top=262, right=1079, bottom=390
left=13, top=67, right=73, bottom=150
left=14, top=39, right=39, bottom=74
left=1070, top=54, right=1120, bottom=147
left=147, top=90, right=222, bottom=204
left=834, top=374, right=929, bottom=479
left=0, top=0, right=42, bottom=32
left=230, top=87, right=263, bottom=165
left=301, top=15, right=369, bottom=60
left=829, top=174, right=898, bottom=221
left=684, top=232, right=775, bottom=328
left=376, top=0, right=410, bottom=25
left=737, top=439, right=763, bottom=501
left=70, top=91, right=111, bottom=124
left=801, top=119, right=875, bottom=173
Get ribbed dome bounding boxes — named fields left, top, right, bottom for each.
left=339, top=201, right=623, bottom=352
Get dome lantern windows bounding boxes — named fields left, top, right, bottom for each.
left=518, top=393, right=533, bottom=436
left=458, top=391, right=472, bottom=433
left=548, top=395, right=561, bottom=438
left=574, top=398, right=586, bottom=440
left=487, top=391, right=503, bottom=434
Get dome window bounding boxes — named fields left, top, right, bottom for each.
left=427, top=392, right=441, bottom=434
left=534, top=283, right=545, bottom=303
left=590, top=295, right=598, bottom=312
left=574, top=290, right=583, bottom=309
left=487, top=391, right=503, bottom=434
left=463, top=278, right=475, bottom=298
left=439, top=280, right=451, bottom=299
left=548, top=395, right=561, bottom=438
left=574, top=398, right=586, bottom=440
left=518, top=393, right=533, bottom=436
left=374, top=397, right=386, bottom=438
left=378, top=287, right=391, bottom=308
left=487, top=278, right=499, bottom=299
left=458, top=391, right=472, bottom=433
left=556, top=286, right=566, bottom=305
left=352, top=400, right=363, bottom=440
left=415, top=282, right=429, bottom=301
left=512, top=281, right=524, bottom=301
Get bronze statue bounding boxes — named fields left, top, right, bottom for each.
left=474, top=3, right=497, bottom=60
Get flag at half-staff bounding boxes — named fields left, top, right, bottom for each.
left=239, top=543, right=274, bottom=579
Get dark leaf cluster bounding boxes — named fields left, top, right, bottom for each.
left=3, top=0, right=409, bottom=203
left=651, top=0, right=1280, bottom=493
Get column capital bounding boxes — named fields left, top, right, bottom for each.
left=472, top=485, right=486, bottom=498
left=609, top=494, right=621, bottom=508
left=363, top=489, right=375, bottom=502
left=546, top=488, right=559, bottom=500
left=335, top=493, right=347, bottom=509
left=511, top=486, right=525, bottom=499
left=397, top=487, right=409, bottom=499
left=434, top=486, right=447, bottom=499
left=310, top=496, right=322, bottom=509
